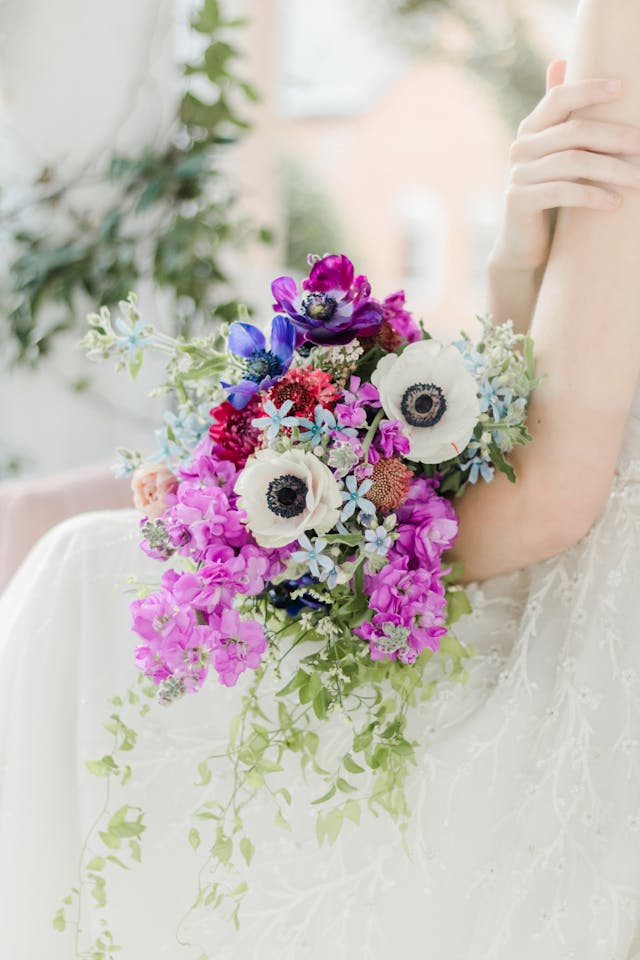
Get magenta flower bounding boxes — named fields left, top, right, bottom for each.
left=381, top=291, right=422, bottom=343
left=395, top=477, right=459, bottom=567
left=375, top=419, right=411, bottom=459
left=271, top=254, right=383, bottom=346
left=211, top=609, right=268, bottom=687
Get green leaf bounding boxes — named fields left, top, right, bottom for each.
left=299, top=672, right=322, bottom=705
left=312, top=784, right=337, bottom=805
left=86, top=856, right=106, bottom=871
left=86, top=755, right=118, bottom=777
left=488, top=441, right=516, bottom=483
left=212, top=831, right=233, bottom=865
left=312, top=688, right=331, bottom=720
left=196, top=760, right=212, bottom=787
left=336, top=777, right=357, bottom=794
left=304, top=731, right=319, bottom=756
left=52, top=909, right=66, bottom=932
left=343, top=799, right=361, bottom=825
left=189, top=828, right=201, bottom=851
left=192, top=0, right=220, bottom=33
left=275, top=809, right=292, bottom=832
left=239, top=836, right=254, bottom=867
left=524, top=333, right=536, bottom=380
left=203, top=41, right=237, bottom=81
left=98, top=831, right=121, bottom=851
left=325, top=809, right=344, bottom=844
left=343, top=754, right=366, bottom=775
left=277, top=669, right=309, bottom=698
left=446, top=589, right=472, bottom=626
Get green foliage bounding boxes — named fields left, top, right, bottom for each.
left=2, top=0, right=271, bottom=368
left=170, top=593, right=474, bottom=942
left=54, top=678, right=155, bottom=958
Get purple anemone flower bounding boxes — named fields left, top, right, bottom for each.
left=271, top=254, right=383, bottom=346
left=221, top=315, right=296, bottom=410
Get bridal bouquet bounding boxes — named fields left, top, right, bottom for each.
left=75, top=254, right=537, bottom=938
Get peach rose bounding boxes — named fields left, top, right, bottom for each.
left=131, top=463, right=178, bottom=519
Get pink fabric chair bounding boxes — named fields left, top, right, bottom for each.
left=0, top=463, right=133, bottom=592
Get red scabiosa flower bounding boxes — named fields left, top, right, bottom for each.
left=266, top=365, right=339, bottom=419
left=271, top=254, right=383, bottom=346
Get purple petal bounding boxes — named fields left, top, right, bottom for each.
left=222, top=378, right=260, bottom=410
left=270, top=315, right=296, bottom=365
left=272, top=276, right=299, bottom=311
left=228, top=323, right=265, bottom=358
left=351, top=301, right=384, bottom=336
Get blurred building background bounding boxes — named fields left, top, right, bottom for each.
left=0, top=0, right=574, bottom=479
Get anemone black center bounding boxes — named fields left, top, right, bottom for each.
left=266, top=474, right=308, bottom=519
left=401, top=383, right=447, bottom=428
left=302, top=293, right=337, bottom=322
left=246, top=349, right=282, bottom=383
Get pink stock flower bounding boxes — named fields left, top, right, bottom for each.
left=211, top=609, right=268, bottom=687
left=375, top=419, right=411, bottom=459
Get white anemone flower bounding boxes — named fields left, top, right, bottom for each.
left=234, top=448, right=342, bottom=549
left=371, top=340, right=480, bottom=464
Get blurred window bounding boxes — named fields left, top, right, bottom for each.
left=398, top=185, right=448, bottom=311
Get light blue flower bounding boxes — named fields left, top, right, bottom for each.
left=115, top=317, right=153, bottom=359
left=478, top=379, right=516, bottom=419
left=163, top=407, right=209, bottom=456
left=252, top=399, right=300, bottom=441
left=454, top=340, right=487, bottom=376
left=364, top=525, right=392, bottom=556
left=340, top=475, right=376, bottom=521
left=292, top=533, right=336, bottom=580
left=297, top=405, right=337, bottom=444
left=461, top=454, right=495, bottom=484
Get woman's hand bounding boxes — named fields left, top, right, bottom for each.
left=488, top=60, right=640, bottom=330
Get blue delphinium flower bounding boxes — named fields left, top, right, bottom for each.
left=252, top=399, right=300, bottom=442
left=340, top=475, right=376, bottom=522
left=222, top=315, right=296, bottom=409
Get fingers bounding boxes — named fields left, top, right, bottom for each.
left=512, top=150, right=640, bottom=191
left=520, top=77, right=622, bottom=135
left=513, top=117, right=640, bottom=164
left=507, top=181, right=621, bottom=216
left=546, top=59, right=567, bottom=93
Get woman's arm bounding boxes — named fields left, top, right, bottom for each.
left=487, top=59, right=640, bottom=332
left=452, top=0, right=640, bottom=582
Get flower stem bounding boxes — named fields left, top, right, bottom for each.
left=361, top=410, right=384, bottom=459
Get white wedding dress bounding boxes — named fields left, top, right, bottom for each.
left=2, top=395, right=640, bottom=960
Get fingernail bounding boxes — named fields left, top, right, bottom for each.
left=605, top=79, right=622, bottom=94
